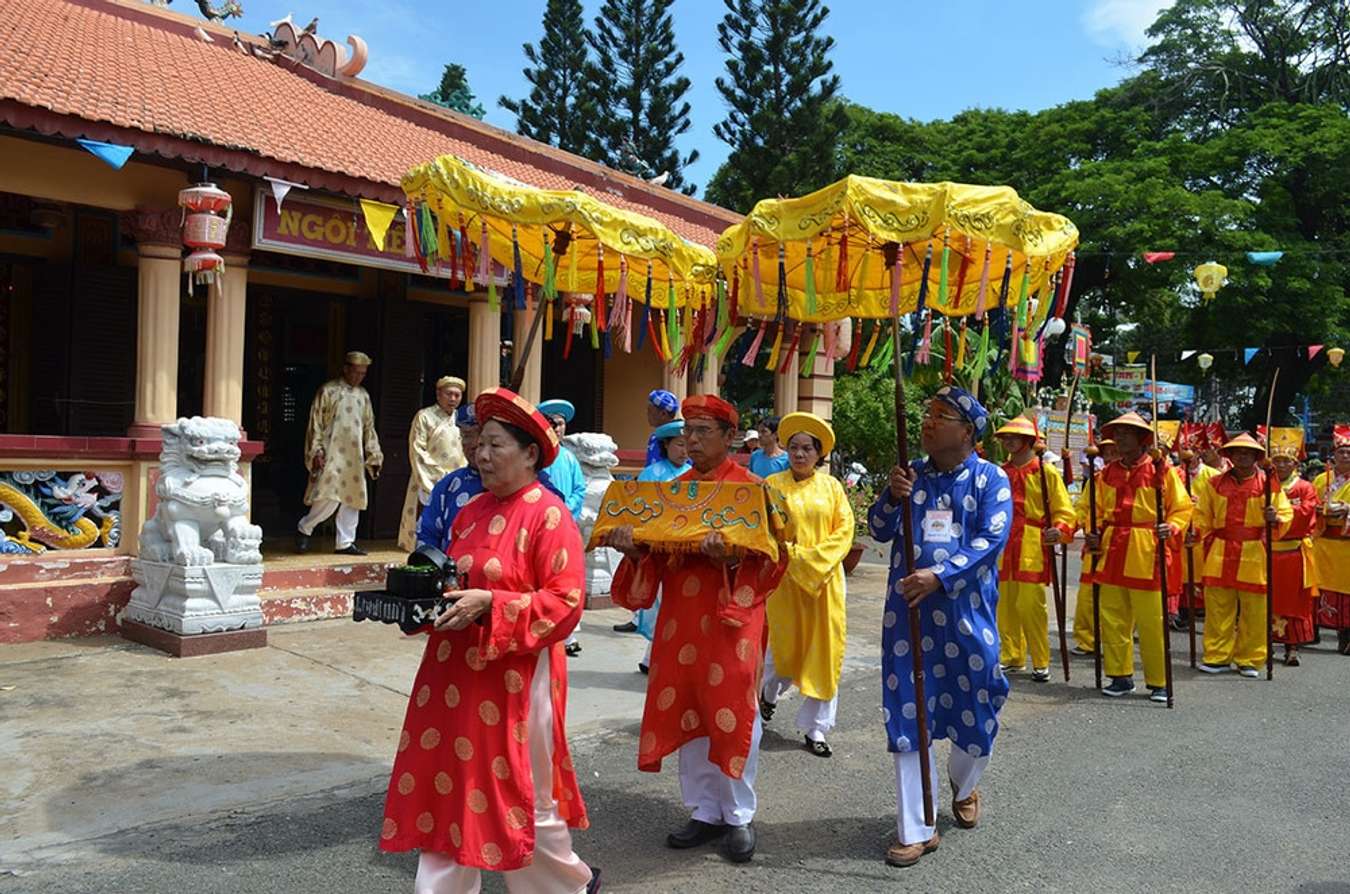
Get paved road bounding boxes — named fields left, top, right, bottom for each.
left=7, top=559, right=1350, bottom=893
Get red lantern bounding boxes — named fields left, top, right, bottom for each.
left=177, top=183, right=233, bottom=295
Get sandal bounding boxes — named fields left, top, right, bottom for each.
left=759, top=696, right=776, bottom=722
left=804, top=737, right=832, bottom=758
left=1284, top=651, right=1301, bottom=667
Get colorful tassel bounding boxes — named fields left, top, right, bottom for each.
left=741, top=320, right=767, bottom=366
left=713, top=321, right=737, bottom=359
left=776, top=324, right=802, bottom=375
left=804, top=240, right=817, bottom=316
left=438, top=218, right=452, bottom=272
left=951, top=235, right=972, bottom=312
left=752, top=239, right=764, bottom=308
left=872, top=322, right=894, bottom=369
left=659, top=309, right=673, bottom=362
left=822, top=320, right=836, bottom=366
left=567, top=241, right=577, bottom=293
left=859, top=320, right=882, bottom=367
left=636, top=265, right=653, bottom=352
left=944, top=320, right=954, bottom=382
left=956, top=318, right=968, bottom=368
left=915, top=243, right=934, bottom=315
left=765, top=322, right=785, bottom=371
left=487, top=275, right=499, bottom=313
left=775, top=242, right=788, bottom=322
left=446, top=224, right=461, bottom=289
left=1015, top=261, right=1031, bottom=328
left=1056, top=252, right=1076, bottom=318
left=511, top=226, right=525, bottom=310
left=801, top=326, right=821, bottom=377
left=974, top=241, right=992, bottom=319
left=889, top=242, right=902, bottom=316
left=615, top=256, right=631, bottom=352
left=846, top=318, right=863, bottom=371
left=835, top=222, right=850, bottom=292
left=728, top=266, right=740, bottom=324
left=594, top=246, right=606, bottom=331
left=459, top=218, right=473, bottom=292
left=545, top=295, right=554, bottom=341
left=407, top=205, right=426, bottom=272
left=403, top=206, right=415, bottom=259
left=665, top=278, right=679, bottom=356
left=937, top=229, right=950, bottom=309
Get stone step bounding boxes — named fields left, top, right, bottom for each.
left=0, top=574, right=135, bottom=643
left=0, top=554, right=130, bottom=586
left=259, top=559, right=392, bottom=594
left=259, top=586, right=357, bottom=625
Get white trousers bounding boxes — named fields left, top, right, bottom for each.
left=414, top=650, right=592, bottom=894
left=677, top=715, right=762, bottom=827
left=894, top=744, right=990, bottom=845
left=760, top=647, right=839, bottom=742
left=297, top=499, right=360, bottom=549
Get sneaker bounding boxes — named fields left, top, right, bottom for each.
left=1198, top=662, right=1230, bottom=674
left=1102, top=677, right=1135, bottom=697
left=1031, top=668, right=1050, bottom=683
left=1000, top=664, right=1023, bottom=674
left=1148, top=687, right=1168, bottom=703
left=1237, top=665, right=1259, bottom=678
left=1070, top=645, right=1094, bottom=657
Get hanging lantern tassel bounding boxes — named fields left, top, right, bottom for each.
left=742, top=319, right=767, bottom=366
left=800, top=326, right=822, bottom=378
left=512, top=226, right=525, bottom=310
left=804, top=240, right=818, bottom=316
left=846, top=318, right=863, bottom=371
left=636, top=265, right=653, bottom=352
left=459, top=218, right=473, bottom=292
left=859, top=319, right=882, bottom=367
left=974, top=240, right=993, bottom=319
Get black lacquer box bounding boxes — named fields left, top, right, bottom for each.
left=353, top=545, right=462, bottom=634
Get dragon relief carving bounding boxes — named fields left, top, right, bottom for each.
left=138, top=417, right=262, bottom=566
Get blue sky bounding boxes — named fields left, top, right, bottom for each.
left=232, top=0, right=1172, bottom=195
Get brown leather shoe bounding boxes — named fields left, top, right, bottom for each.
left=951, top=781, right=980, bottom=829
left=884, top=831, right=940, bottom=867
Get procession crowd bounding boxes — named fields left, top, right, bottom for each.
left=292, top=351, right=1350, bottom=894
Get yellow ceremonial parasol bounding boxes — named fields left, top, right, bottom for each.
left=402, top=153, right=719, bottom=379
left=716, top=174, right=1079, bottom=826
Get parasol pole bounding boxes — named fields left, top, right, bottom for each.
left=1180, top=453, right=1198, bottom=668
left=1150, top=354, right=1176, bottom=709
left=508, top=290, right=548, bottom=393
left=1263, top=368, right=1280, bottom=681
left=1036, top=441, right=1070, bottom=682
left=889, top=246, right=935, bottom=828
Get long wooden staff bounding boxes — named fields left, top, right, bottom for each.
left=1179, top=454, right=1198, bottom=668
left=1150, top=355, right=1176, bottom=709
left=1263, top=368, right=1280, bottom=681
left=889, top=253, right=934, bottom=827
left=1036, top=442, right=1070, bottom=682
left=1086, top=444, right=1104, bottom=690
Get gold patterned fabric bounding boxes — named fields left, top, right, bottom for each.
left=402, top=154, right=717, bottom=302
left=715, top=177, right=1079, bottom=323
left=303, top=379, right=383, bottom=510
left=587, top=479, right=789, bottom=562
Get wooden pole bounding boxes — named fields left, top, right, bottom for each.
left=892, top=315, right=935, bottom=827
left=1263, top=368, right=1280, bottom=681
left=1150, top=355, right=1175, bottom=709
left=1086, top=444, right=1104, bottom=691
left=1036, top=442, right=1070, bottom=682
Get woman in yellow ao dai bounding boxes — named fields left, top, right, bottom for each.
left=761, top=412, right=855, bottom=758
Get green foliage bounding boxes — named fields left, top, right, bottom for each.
left=587, top=0, right=699, bottom=194
left=498, top=0, right=606, bottom=159
left=830, top=363, right=921, bottom=481
left=706, top=0, right=848, bottom=211
left=420, top=63, right=486, bottom=119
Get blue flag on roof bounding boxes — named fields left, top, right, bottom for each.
left=1246, top=251, right=1283, bottom=266
left=76, top=139, right=134, bottom=170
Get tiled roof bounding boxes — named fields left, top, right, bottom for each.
left=0, top=0, right=736, bottom=246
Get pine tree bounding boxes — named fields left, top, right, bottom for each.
left=420, top=63, right=486, bottom=119
left=707, top=0, right=847, bottom=211
left=499, top=0, right=605, bottom=160
left=588, top=0, right=700, bottom=195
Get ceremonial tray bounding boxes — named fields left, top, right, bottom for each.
left=352, top=545, right=463, bottom=634
left=586, top=479, right=788, bottom=561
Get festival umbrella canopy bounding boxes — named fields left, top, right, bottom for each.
left=401, top=153, right=719, bottom=369
left=716, top=175, right=1080, bottom=826
left=715, top=177, right=1079, bottom=380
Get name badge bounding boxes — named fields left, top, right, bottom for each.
left=922, top=509, right=953, bottom=544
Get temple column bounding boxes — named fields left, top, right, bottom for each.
left=125, top=209, right=182, bottom=438
left=202, top=224, right=251, bottom=427
left=798, top=326, right=836, bottom=421
left=690, top=343, right=725, bottom=397
left=467, top=296, right=502, bottom=398
left=660, top=363, right=687, bottom=403
left=773, top=349, right=799, bottom=417
left=512, top=307, right=542, bottom=405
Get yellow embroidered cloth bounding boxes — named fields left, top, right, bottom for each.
left=587, top=479, right=788, bottom=562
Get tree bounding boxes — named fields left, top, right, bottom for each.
left=706, top=0, right=848, bottom=212
left=588, top=0, right=700, bottom=194
left=420, top=63, right=486, bottom=119
left=498, top=0, right=605, bottom=159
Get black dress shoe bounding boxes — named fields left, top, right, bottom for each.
left=720, top=823, right=756, bottom=863
left=295, top=532, right=310, bottom=554
left=565, top=641, right=582, bottom=657
left=613, top=621, right=638, bottom=633
left=638, top=662, right=649, bottom=675
left=585, top=866, right=601, bottom=893
left=335, top=544, right=366, bottom=556
left=759, top=696, right=776, bottom=722
left=666, top=819, right=727, bottom=849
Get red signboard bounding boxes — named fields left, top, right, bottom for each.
left=251, top=187, right=439, bottom=277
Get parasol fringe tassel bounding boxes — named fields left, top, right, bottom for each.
left=801, top=326, right=821, bottom=378
left=776, top=323, right=802, bottom=375
left=804, top=241, right=818, bottom=316
left=459, top=219, right=473, bottom=292
left=835, top=226, right=849, bottom=292
left=859, top=319, right=881, bottom=367
left=614, top=256, right=630, bottom=353
left=752, top=239, right=764, bottom=307
left=974, top=241, right=992, bottom=319
left=666, top=279, right=679, bottom=356
left=512, top=227, right=525, bottom=311
left=765, top=322, right=785, bottom=371
left=846, top=318, right=863, bottom=371
left=937, top=228, right=950, bottom=309
left=636, top=266, right=653, bottom=352
left=477, top=219, right=490, bottom=284
left=594, top=248, right=606, bottom=331
left=742, top=320, right=767, bottom=366
left=889, top=242, right=902, bottom=317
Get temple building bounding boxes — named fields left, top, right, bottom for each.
left=0, top=0, right=835, bottom=643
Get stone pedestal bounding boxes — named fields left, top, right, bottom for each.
left=124, top=559, right=264, bottom=636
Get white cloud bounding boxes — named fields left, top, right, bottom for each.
left=1082, top=0, right=1173, bottom=49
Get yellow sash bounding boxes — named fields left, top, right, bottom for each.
left=587, top=479, right=788, bottom=561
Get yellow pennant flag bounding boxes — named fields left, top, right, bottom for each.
left=359, top=199, right=399, bottom=252
left=1126, top=350, right=1141, bottom=364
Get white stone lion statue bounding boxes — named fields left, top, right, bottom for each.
left=138, top=417, right=263, bottom=566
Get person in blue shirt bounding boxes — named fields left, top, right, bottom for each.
left=748, top=415, right=790, bottom=478
left=645, top=389, right=680, bottom=466
left=539, top=398, right=589, bottom=656
left=867, top=385, right=1012, bottom=868
left=416, top=403, right=482, bottom=554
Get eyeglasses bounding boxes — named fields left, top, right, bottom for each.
left=922, top=402, right=965, bottom=425
left=684, top=423, right=723, bottom=439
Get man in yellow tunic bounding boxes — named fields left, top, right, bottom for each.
left=1082, top=413, right=1192, bottom=702
left=1175, top=423, right=1220, bottom=630
left=1313, top=424, right=1350, bottom=654
left=760, top=413, right=853, bottom=758
left=993, top=417, right=1075, bottom=681
left=296, top=351, right=383, bottom=556
left=1193, top=433, right=1292, bottom=676
left=397, top=376, right=468, bottom=551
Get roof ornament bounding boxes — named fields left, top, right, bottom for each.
left=266, top=13, right=368, bottom=78
left=146, top=0, right=246, bottom=22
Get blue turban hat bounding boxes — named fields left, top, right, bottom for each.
left=933, top=385, right=989, bottom=439
left=648, top=389, right=679, bottom=415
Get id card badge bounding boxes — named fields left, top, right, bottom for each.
left=922, top=509, right=953, bottom=544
